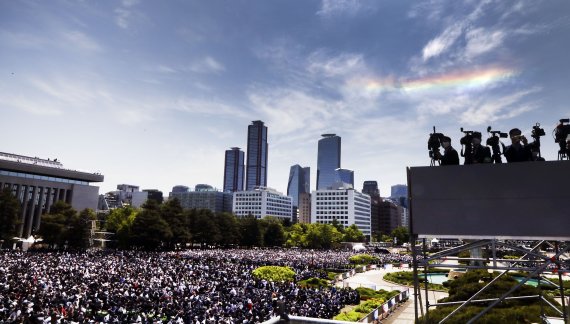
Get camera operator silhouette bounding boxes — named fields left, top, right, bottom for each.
left=464, top=132, right=491, bottom=164
left=504, top=128, right=532, bottom=162
left=437, top=136, right=459, bottom=165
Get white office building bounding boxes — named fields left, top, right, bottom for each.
left=311, top=189, right=371, bottom=237
left=233, top=187, right=292, bottom=220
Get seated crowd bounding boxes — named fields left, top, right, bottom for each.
left=0, top=249, right=413, bottom=323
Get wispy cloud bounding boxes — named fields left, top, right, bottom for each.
left=187, top=56, right=225, bottom=74
left=114, top=0, right=142, bottom=29
left=307, top=51, right=364, bottom=77
left=62, top=31, right=102, bottom=52
left=248, top=88, right=340, bottom=137
left=422, top=22, right=464, bottom=61
left=463, top=28, right=506, bottom=60
left=458, top=87, right=541, bottom=126
left=174, top=97, right=247, bottom=119
left=317, top=0, right=363, bottom=17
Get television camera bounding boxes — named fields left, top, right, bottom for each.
left=486, top=126, right=507, bottom=163
left=554, top=118, right=570, bottom=160
left=526, top=122, right=545, bottom=159
left=428, top=126, right=444, bottom=166
left=459, top=128, right=476, bottom=164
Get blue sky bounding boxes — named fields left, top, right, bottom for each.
left=1, top=0, right=569, bottom=197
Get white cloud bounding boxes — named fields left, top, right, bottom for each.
left=121, top=0, right=140, bottom=7
left=188, top=57, right=225, bottom=74
left=115, top=8, right=132, bottom=29
left=248, top=88, right=339, bottom=136
left=62, top=31, right=102, bottom=52
left=317, top=0, right=362, bottom=17
left=0, top=96, right=63, bottom=116
left=307, top=52, right=364, bottom=77
left=459, top=87, right=541, bottom=125
left=175, top=98, right=247, bottom=119
left=422, top=22, right=465, bottom=61
left=156, top=65, right=177, bottom=74
left=114, top=0, right=142, bottom=30
left=464, top=28, right=505, bottom=60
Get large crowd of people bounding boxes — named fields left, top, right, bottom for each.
left=0, top=248, right=413, bottom=323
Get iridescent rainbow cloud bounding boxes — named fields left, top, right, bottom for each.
left=357, top=67, right=518, bottom=94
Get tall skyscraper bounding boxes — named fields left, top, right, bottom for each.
left=334, top=168, right=354, bottom=188
left=316, top=134, right=341, bottom=190
left=391, top=184, right=407, bottom=198
left=223, top=147, right=244, bottom=192
left=246, top=121, right=268, bottom=190
left=287, top=164, right=310, bottom=207
left=362, top=181, right=380, bottom=197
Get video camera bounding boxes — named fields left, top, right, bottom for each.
left=526, top=123, right=545, bottom=158
left=428, top=126, right=444, bottom=164
left=459, top=128, right=474, bottom=146
left=554, top=119, right=570, bottom=144
left=486, top=126, right=508, bottom=147
left=555, top=119, right=570, bottom=159
left=486, top=126, right=507, bottom=163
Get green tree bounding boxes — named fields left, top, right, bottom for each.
left=318, top=223, right=343, bottom=249
left=37, top=201, right=78, bottom=248
left=343, top=224, right=366, bottom=242
left=0, top=188, right=21, bottom=247
left=263, top=218, right=285, bottom=247
left=331, top=217, right=345, bottom=233
left=187, top=209, right=221, bottom=247
left=285, top=223, right=308, bottom=247
left=105, top=206, right=138, bottom=248
left=130, top=201, right=172, bottom=250
left=65, top=208, right=96, bottom=248
left=239, top=215, right=263, bottom=247
left=160, top=198, right=190, bottom=249
left=391, top=226, right=409, bottom=246
left=215, top=212, right=240, bottom=246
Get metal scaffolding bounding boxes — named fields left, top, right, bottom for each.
left=88, top=220, right=114, bottom=248
left=411, top=239, right=569, bottom=323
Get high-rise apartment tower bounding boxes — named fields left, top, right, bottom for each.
left=316, top=134, right=341, bottom=190
left=223, top=147, right=244, bottom=192
left=246, top=121, right=268, bottom=190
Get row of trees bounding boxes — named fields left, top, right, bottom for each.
left=105, top=199, right=368, bottom=250
left=1, top=188, right=407, bottom=250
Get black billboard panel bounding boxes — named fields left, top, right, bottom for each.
left=408, top=161, right=570, bottom=239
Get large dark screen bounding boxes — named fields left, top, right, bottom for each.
left=408, top=161, right=570, bottom=239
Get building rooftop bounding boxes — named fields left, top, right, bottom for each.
left=0, top=151, right=103, bottom=183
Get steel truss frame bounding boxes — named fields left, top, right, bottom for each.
left=412, top=238, right=569, bottom=323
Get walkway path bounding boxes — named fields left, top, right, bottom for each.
left=337, top=268, right=448, bottom=324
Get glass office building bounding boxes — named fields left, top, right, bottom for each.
left=334, top=168, right=354, bottom=188
left=362, top=181, right=380, bottom=197
left=246, top=121, right=268, bottom=190
left=223, top=147, right=244, bottom=192
left=316, top=134, right=341, bottom=190
left=286, top=164, right=310, bottom=207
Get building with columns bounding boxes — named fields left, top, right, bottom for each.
left=0, top=151, right=103, bottom=239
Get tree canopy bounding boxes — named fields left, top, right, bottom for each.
left=0, top=188, right=21, bottom=247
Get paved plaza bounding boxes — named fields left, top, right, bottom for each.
left=337, top=268, right=448, bottom=323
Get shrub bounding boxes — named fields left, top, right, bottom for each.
left=333, top=311, right=362, bottom=322
left=349, top=254, right=379, bottom=265
left=355, top=287, right=400, bottom=301
left=252, top=266, right=295, bottom=282
left=298, top=277, right=330, bottom=288
left=383, top=271, right=447, bottom=291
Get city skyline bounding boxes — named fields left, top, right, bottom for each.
left=1, top=1, right=569, bottom=197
